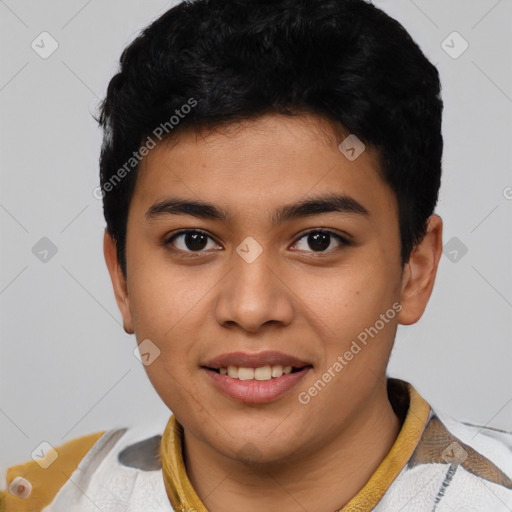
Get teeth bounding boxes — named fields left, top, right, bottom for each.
left=271, top=365, right=283, bottom=377
left=238, top=367, right=255, bottom=380
left=254, top=365, right=272, bottom=380
left=217, top=364, right=300, bottom=380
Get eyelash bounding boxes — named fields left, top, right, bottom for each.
left=163, top=228, right=352, bottom=256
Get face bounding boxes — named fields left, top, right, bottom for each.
left=105, top=113, right=440, bottom=465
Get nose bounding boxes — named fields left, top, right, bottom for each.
left=214, top=243, right=294, bottom=333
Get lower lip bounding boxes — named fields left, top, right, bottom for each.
left=203, top=367, right=311, bottom=404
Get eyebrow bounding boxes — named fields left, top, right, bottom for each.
left=145, top=193, right=369, bottom=224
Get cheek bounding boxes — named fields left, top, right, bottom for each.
left=141, top=354, right=197, bottom=421
left=127, top=261, right=217, bottom=389
left=301, top=259, right=392, bottom=322
left=131, top=285, right=205, bottom=351
left=127, top=244, right=205, bottom=338
left=128, top=269, right=207, bottom=409
left=297, top=254, right=400, bottom=358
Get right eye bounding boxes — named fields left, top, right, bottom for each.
left=164, top=229, right=222, bottom=253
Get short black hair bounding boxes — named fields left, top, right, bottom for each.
left=97, top=0, right=443, bottom=277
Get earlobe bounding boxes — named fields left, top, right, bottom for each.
left=103, top=229, right=134, bottom=334
left=397, top=214, right=443, bottom=325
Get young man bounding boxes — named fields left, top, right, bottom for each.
left=2, top=0, right=511, bottom=510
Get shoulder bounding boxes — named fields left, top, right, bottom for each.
left=0, top=422, right=171, bottom=512
left=432, top=412, right=512, bottom=509
left=381, top=409, right=512, bottom=511
left=437, top=411, right=512, bottom=473
left=1, top=429, right=108, bottom=510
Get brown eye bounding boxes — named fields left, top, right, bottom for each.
left=166, top=230, right=221, bottom=252
left=293, top=230, right=350, bottom=253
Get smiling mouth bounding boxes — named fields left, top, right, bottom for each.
left=204, top=365, right=311, bottom=381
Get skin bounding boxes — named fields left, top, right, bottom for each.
left=104, top=113, right=443, bottom=511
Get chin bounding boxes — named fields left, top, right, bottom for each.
left=214, top=431, right=304, bottom=467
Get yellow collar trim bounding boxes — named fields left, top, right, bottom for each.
left=160, top=380, right=431, bottom=512
left=340, top=381, right=431, bottom=510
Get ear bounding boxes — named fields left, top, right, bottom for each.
left=103, top=229, right=134, bottom=334
left=398, top=214, right=443, bottom=325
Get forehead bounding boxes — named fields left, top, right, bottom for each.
left=131, top=113, right=395, bottom=223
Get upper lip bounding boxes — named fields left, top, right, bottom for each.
left=203, top=351, right=311, bottom=369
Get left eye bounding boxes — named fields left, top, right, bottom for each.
left=166, top=230, right=220, bottom=252
left=293, top=230, right=349, bottom=253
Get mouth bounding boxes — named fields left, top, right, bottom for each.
left=201, top=351, right=313, bottom=404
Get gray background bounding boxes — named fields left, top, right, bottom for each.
left=1, top=0, right=511, bottom=467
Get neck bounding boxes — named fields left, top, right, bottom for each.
left=182, top=382, right=401, bottom=512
